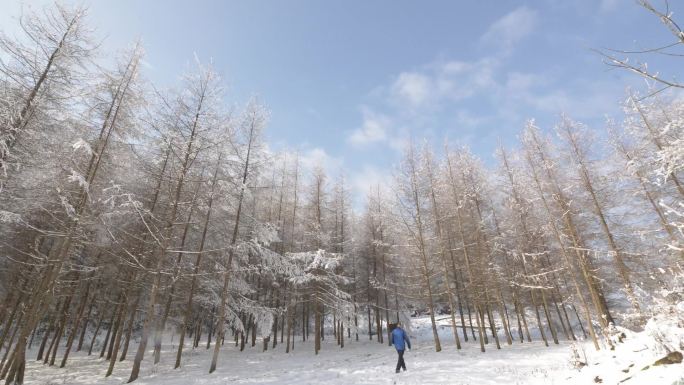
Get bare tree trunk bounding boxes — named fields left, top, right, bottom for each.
left=105, top=304, right=125, bottom=377
left=521, top=149, right=601, bottom=349
left=424, top=151, right=461, bottom=349
left=562, top=119, right=642, bottom=316
left=100, top=300, right=120, bottom=359
left=76, top=299, right=94, bottom=352
left=60, top=281, right=91, bottom=367
left=402, top=144, right=441, bottom=352
left=314, top=290, right=321, bottom=354
left=153, top=204, right=196, bottom=364
left=88, top=307, right=105, bottom=356
left=175, top=161, right=218, bottom=367
left=128, top=63, right=208, bottom=383
left=446, top=153, right=485, bottom=352
left=209, top=114, right=257, bottom=374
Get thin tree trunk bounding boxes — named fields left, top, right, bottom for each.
left=88, top=307, right=105, bottom=356
left=60, top=281, right=91, bottom=367
left=209, top=116, right=257, bottom=374
left=520, top=139, right=602, bottom=350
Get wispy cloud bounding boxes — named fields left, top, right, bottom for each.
left=349, top=164, right=392, bottom=203
left=348, top=108, right=390, bottom=146
left=346, top=56, right=503, bottom=150
left=480, top=6, right=539, bottom=53
left=345, top=2, right=636, bottom=195
left=599, top=0, right=620, bottom=12
left=372, top=6, right=541, bottom=124
left=350, top=55, right=626, bottom=157
left=391, top=72, right=432, bottom=107
left=298, top=147, right=343, bottom=175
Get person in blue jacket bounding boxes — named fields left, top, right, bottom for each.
left=390, top=322, right=411, bottom=373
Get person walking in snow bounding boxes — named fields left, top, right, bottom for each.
left=390, top=322, right=411, bottom=373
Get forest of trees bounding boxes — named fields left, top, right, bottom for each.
left=0, top=2, right=682, bottom=385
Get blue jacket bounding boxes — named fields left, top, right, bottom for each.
left=390, top=327, right=411, bottom=351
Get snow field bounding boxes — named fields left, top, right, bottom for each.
left=21, top=316, right=684, bottom=384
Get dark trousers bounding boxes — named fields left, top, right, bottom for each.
left=395, top=349, right=406, bottom=371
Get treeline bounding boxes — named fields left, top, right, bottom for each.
left=0, top=3, right=682, bottom=385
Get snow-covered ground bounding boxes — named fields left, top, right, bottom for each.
left=22, top=316, right=684, bottom=385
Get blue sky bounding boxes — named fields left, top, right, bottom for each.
left=2, top=0, right=683, bottom=200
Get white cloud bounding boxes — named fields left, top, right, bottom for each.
left=387, top=132, right=409, bottom=152
left=523, top=80, right=625, bottom=119
left=391, top=72, right=432, bottom=107
left=348, top=109, right=390, bottom=146
left=435, top=58, right=501, bottom=103
left=600, top=0, right=620, bottom=12
left=388, top=58, right=501, bottom=114
left=349, top=165, right=392, bottom=204
left=505, top=71, right=548, bottom=93
left=350, top=58, right=503, bottom=152
left=481, top=6, right=538, bottom=52
left=454, top=110, right=488, bottom=129
left=441, top=60, right=471, bottom=75
left=356, top=52, right=623, bottom=156
left=352, top=3, right=625, bottom=159
left=299, top=147, right=343, bottom=175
